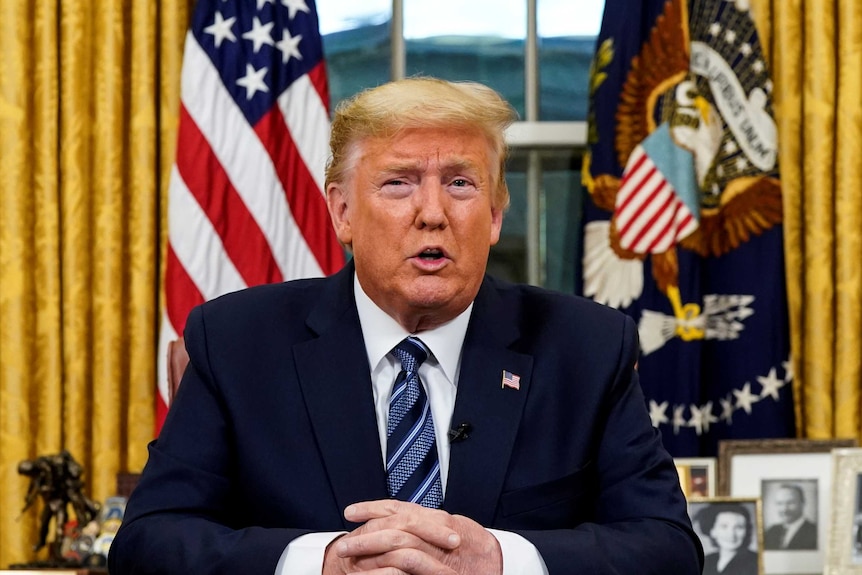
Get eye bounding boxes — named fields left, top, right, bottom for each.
left=451, top=178, right=470, bottom=187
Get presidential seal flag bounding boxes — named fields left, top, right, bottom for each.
left=156, top=0, right=346, bottom=433
left=582, top=0, right=794, bottom=455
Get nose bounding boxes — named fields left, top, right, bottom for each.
left=414, top=181, right=448, bottom=230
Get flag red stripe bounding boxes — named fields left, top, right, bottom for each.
left=644, top=200, right=682, bottom=253
left=176, top=104, right=284, bottom=286
left=307, top=61, right=330, bottom=115
left=618, top=169, right=663, bottom=237
left=629, top=188, right=676, bottom=250
left=616, top=153, right=650, bottom=213
left=165, top=244, right=206, bottom=335
left=255, top=106, right=344, bottom=275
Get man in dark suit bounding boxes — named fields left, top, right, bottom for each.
left=764, top=483, right=817, bottom=550
left=109, top=77, right=703, bottom=574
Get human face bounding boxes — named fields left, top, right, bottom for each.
left=710, top=511, right=747, bottom=551
left=326, top=126, right=504, bottom=332
left=774, top=487, right=804, bottom=524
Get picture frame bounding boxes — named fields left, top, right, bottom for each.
left=718, top=438, right=857, bottom=575
left=689, top=496, right=764, bottom=575
left=825, top=448, right=862, bottom=574
left=676, top=457, right=717, bottom=498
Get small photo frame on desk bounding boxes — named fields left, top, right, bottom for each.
left=825, top=448, right=862, bottom=575
left=718, top=438, right=857, bottom=575
left=676, top=457, right=717, bottom=498
left=689, top=496, right=764, bottom=575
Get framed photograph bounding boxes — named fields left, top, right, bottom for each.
left=676, top=457, right=717, bottom=498
left=718, top=438, right=857, bottom=575
left=825, top=448, right=862, bottom=574
left=689, top=496, right=764, bottom=575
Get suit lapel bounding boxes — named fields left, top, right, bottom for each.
left=293, top=264, right=388, bottom=528
left=443, top=280, right=532, bottom=525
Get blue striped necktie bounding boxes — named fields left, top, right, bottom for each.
left=386, top=337, right=443, bottom=508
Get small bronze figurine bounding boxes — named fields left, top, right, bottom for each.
left=17, top=450, right=100, bottom=566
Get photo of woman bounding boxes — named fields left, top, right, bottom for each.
left=691, top=499, right=763, bottom=575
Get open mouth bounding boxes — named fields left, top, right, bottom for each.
left=417, top=248, right=445, bottom=260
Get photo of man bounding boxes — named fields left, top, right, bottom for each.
left=762, top=480, right=818, bottom=551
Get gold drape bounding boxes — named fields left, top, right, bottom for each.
left=0, top=1, right=191, bottom=566
left=751, top=0, right=862, bottom=439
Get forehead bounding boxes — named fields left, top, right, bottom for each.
left=715, top=511, right=745, bottom=524
left=355, top=127, right=497, bottom=171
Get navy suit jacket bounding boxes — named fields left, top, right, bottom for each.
left=109, top=263, right=702, bottom=574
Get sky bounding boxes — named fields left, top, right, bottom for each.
left=317, top=0, right=606, bottom=39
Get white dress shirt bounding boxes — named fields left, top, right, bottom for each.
left=275, top=276, right=548, bottom=574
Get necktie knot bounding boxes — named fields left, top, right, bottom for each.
left=392, top=336, right=429, bottom=373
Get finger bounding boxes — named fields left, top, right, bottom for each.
left=345, top=499, right=411, bottom=520
left=349, top=548, right=458, bottom=575
left=347, top=505, right=461, bottom=550
left=335, top=529, right=427, bottom=558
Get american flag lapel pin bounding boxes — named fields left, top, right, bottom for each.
left=501, top=370, right=521, bottom=390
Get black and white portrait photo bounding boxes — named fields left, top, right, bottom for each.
left=762, top=479, right=818, bottom=551
left=690, top=499, right=763, bottom=575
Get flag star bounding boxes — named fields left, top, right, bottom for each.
left=242, top=16, right=275, bottom=53
left=711, top=183, right=721, bottom=196
left=736, top=156, right=749, bottom=171
left=733, top=382, right=760, bottom=414
left=204, top=12, right=237, bottom=48
left=720, top=395, right=735, bottom=423
left=725, top=30, right=737, bottom=44
left=236, top=64, right=269, bottom=100
left=782, top=358, right=795, bottom=382
left=702, top=401, right=718, bottom=433
left=709, top=23, right=722, bottom=37
left=716, top=165, right=725, bottom=177
left=724, top=140, right=739, bottom=155
left=276, top=29, right=303, bottom=64
left=758, top=367, right=785, bottom=400
left=752, top=60, right=765, bottom=74
left=672, top=405, right=687, bottom=435
left=649, top=400, right=670, bottom=428
left=740, top=43, right=753, bottom=57
left=688, top=404, right=706, bottom=435
left=281, top=0, right=310, bottom=20
left=257, top=0, right=275, bottom=9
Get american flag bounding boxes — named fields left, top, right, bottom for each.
left=157, top=0, right=345, bottom=432
left=501, top=370, right=521, bottom=391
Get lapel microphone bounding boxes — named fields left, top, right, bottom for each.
left=447, top=422, right=472, bottom=443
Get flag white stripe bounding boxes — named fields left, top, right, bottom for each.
left=278, top=73, right=330, bottom=194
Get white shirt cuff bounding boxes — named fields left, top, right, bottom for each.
left=274, top=532, right=346, bottom=575
left=487, top=528, right=549, bottom=575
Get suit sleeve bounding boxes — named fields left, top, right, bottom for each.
left=108, top=306, right=311, bottom=574
left=512, top=315, right=704, bottom=574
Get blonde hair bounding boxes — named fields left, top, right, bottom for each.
left=325, top=77, right=518, bottom=210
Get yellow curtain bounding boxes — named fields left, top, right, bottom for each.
left=751, top=0, right=862, bottom=440
left=0, top=0, right=191, bottom=566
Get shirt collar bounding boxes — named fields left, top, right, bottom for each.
left=354, top=274, right=472, bottom=384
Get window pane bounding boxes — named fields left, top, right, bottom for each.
left=319, top=1, right=392, bottom=110
left=403, top=0, right=526, bottom=119
left=491, top=148, right=585, bottom=291
left=538, top=0, right=605, bottom=120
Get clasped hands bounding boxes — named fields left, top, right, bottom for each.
left=322, top=499, right=503, bottom=575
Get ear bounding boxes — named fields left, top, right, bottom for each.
left=489, top=206, right=503, bottom=246
left=326, top=182, right=353, bottom=247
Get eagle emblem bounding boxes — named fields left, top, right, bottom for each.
left=583, top=0, right=781, bottom=354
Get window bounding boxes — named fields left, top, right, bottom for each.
left=319, top=0, right=606, bottom=292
